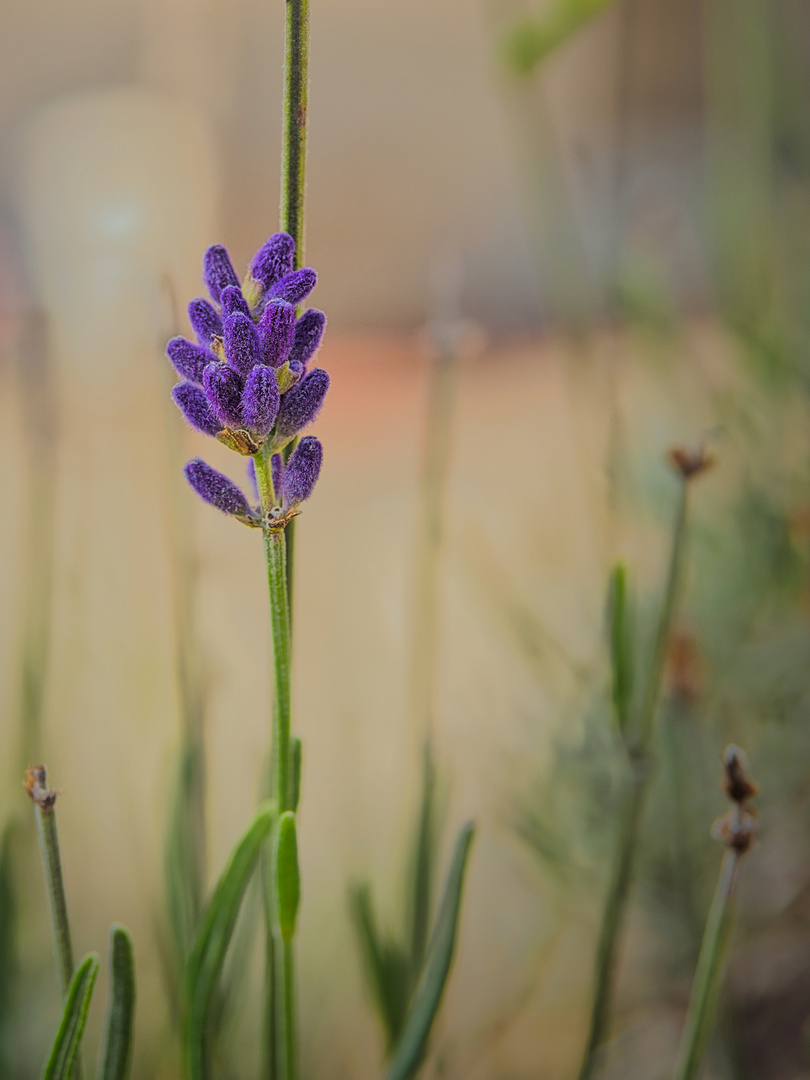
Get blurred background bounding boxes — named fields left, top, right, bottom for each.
left=2, top=0, right=810, bottom=1077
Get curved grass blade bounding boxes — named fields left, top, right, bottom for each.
left=41, top=954, right=99, bottom=1080
left=384, top=822, right=475, bottom=1080
left=349, top=883, right=411, bottom=1050
left=97, top=925, right=136, bottom=1080
left=184, top=800, right=276, bottom=1080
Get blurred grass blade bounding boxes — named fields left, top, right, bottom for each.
left=274, top=812, right=300, bottom=943
left=184, top=800, right=276, bottom=1080
left=607, top=564, right=634, bottom=737
left=349, top=884, right=411, bottom=1050
left=408, top=744, right=437, bottom=980
left=42, top=954, right=99, bottom=1080
left=385, top=822, right=475, bottom=1080
left=97, top=925, right=136, bottom=1080
left=290, top=739, right=302, bottom=813
left=503, top=0, right=617, bottom=76
left=165, top=737, right=207, bottom=979
left=0, top=821, right=19, bottom=1054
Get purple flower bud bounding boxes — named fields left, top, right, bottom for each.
left=242, top=366, right=280, bottom=436
left=266, top=268, right=317, bottom=306
left=271, top=453, right=285, bottom=497
left=166, top=337, right=214, bottom=384
left=223, top=313, right=261, bottom=376
left=249, top=233, right=296, bottom=289
left=172, top=382, right=224, bottom=436
left=188, top=298, right=223, bottom=345
left=282, top=437, right=323, bottom=508
left=257, top=300, right=296, bottom=367
left=273, top=368, right=330, bottom=444
left=288, top=309, right=326, bottom=369
left=203, top=244, right=240, bottom=302
left=185, top=458, right=258, bottom=522
left=247, top=457, right=259, bottom=501
left=220, top=285, right=251, bottom=319
left=203, top=362, right=244, bottom=428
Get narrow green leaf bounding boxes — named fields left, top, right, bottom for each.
left=184, top=800, right=276, bottom=1080
left=503, top=0, right=616, bottom=75
left=290, top=739, right=302, bottom=814
left=608, top=563, right=634, bottom=736
left=385, top=822, right=475, bottom=1080
left=164, top=738, right=206, bottom=977
left=97, top=925, right=136, bottom=1080
left=41, top=954, right=99, bottom=1080
left=349, top=884, right=411, bottom=1050
left=274, top=812, right=300, bottom=943
left=408, top=744, right=436, bottom=981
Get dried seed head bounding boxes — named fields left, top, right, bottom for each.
left=668, top=445, right=714, bottom=480
left=722, top=745, right=759, bottom=804
left=711, top=806, right=758, bottom=855
left=24, top=764, right=57, bottom=810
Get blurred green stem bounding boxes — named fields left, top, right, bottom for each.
left=34, top=803, right=74, bottom=997
left=672, top=851, right=738, bottom=1080
left=577, top=480, right=690, bottom=1080
left=254, top=451, right=296, bottom=1080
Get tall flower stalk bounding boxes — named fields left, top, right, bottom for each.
left=577, top=445, right=713, bottom=1080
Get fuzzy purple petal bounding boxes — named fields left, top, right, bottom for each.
left=288, top=309, right=326, bottom=369
left=203, top=363, right=244, bottom=428
left=271, top=453, right=285, bottom=497
left=185, top=458, right=256, bottom=520
left=266, top=268, right=317, bottom=306
left=242, top=366, right=280, bottom=436
left=223, top=313, right=261, bottom=376
left=220, top=285, right=251, bottom=320
left=282, top=437, right=323, bottom=508
left=249, top=233, right=295, bottom=289
left=172, top=382, right=223, bottom=436
left=166, top=337, right=214, bottom=384
left=203, top=244, right=240, bottom=302
left=274, top=368, right=330, bottom=442
left=257, top=300, right=296, bottom=367
left=188, top=298, right=223, bottom=345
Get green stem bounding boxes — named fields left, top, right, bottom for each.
left=280, top=0, right=310, bottom=267
left=33, top=803, right=74, bottom=998
left=672, top=851, right=738, bottom=1080
left=274, top=939, right=298, bottom=1080
left=577, top=480, right=690, bottom=1080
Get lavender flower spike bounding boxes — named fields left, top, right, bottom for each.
left=203, top=363, right=244, bottom=428
left=220, top=285, right=251, bottom=320
left=188, top=298, right=223, bottom=346
left=250, top=233, right=295, bottom=290
left=166, top=337, right=214, bottom=384
left=288, top=309, right=326, bottom=369
left=282, top=437, right=323, bottom=509
left=242, top=366, right=280, bottom=436
left=272, top=368, right=330, bottom=448
left=257, top=300, right=296, bottom=367
left=173, top=382, right=224, bottom=436
left=203, top=244, right=240, bottom=302
left=267, top=268, right=318, bottom=307
left=185, top=458, right=259, bottom=525
left=223, top=313, right=261, bottom=376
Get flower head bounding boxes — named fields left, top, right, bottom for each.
left=168, top=233, right=328, bottom=523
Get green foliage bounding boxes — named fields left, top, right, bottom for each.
left=41, top=954, right=99, bottom=1080
left=607, top=564, right=635, bottom=739
left=503, top=0, right=616, bottom=76
left=384, top=823, right=476, bottom=1080
left=0, top=820, right=20, bottom=1066
left=349, top=884, right=412, bottom=1050
left=97, top=926, right=136, bottom=1080
left=274, top=812, right=300, bottom=943
left=290, top=739, right=302, bottom=814
left=184, top=801, right=276, bottom=1080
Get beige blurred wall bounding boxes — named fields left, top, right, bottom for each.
left=1, top=0, right=705, bottom=329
